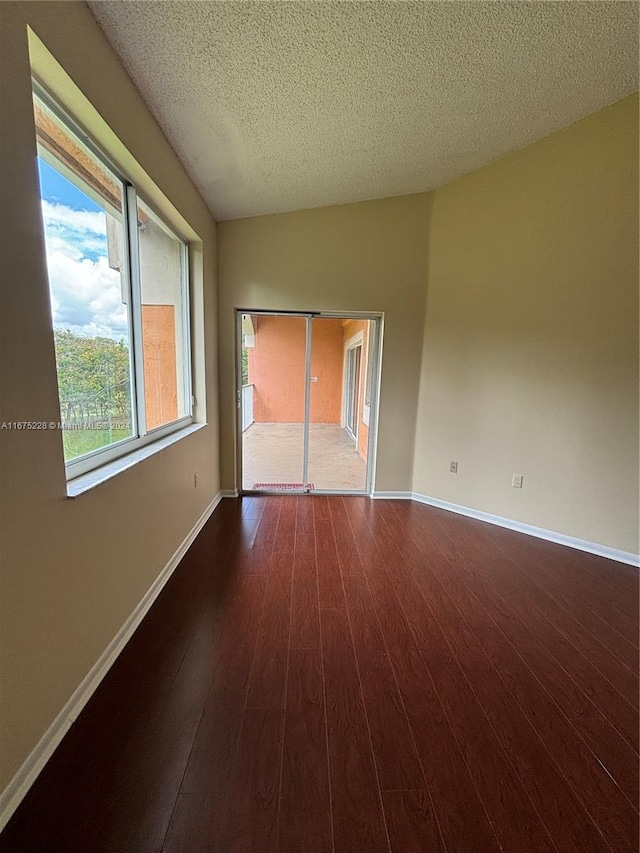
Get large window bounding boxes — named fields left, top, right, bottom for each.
left=32, top=85, right=192, bottom=478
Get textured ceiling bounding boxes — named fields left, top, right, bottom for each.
left=88, top=1, right=639, bottom=222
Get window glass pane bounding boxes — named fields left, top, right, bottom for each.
left=33, top=93, right=134, bottom=462
left=136, top=198, right=189, bottom=430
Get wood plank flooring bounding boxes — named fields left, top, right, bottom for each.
left=1, top=496, right=637, bottom=852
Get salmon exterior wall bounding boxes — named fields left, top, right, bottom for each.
left=246, top=314, right=371, bottom=464
left=248, top=315, right=305, bottom=422
left=142, top=304, right=178, bottom=429
left=248, top=315, right=345, bottom=424
left=309, top=318, right=347, bottom=424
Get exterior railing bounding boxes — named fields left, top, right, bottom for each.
left=242, top=384, right=254, bottom=431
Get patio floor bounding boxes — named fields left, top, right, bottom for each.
left=241, top=423, right=367, bottom=491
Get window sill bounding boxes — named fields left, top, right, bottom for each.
left=66, top=422, right=206, bottom=498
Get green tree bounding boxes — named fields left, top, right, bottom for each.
left=53, top=329, right=131, bottom=424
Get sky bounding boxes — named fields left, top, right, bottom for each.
left=37, top=157, right=129, bottom=343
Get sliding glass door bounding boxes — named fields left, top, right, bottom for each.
left=239, top=311, right=380, bottom=494
left=239, top=313, right=306, bottom=491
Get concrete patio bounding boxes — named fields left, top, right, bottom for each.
left=241, top=423, right=367, bottom=491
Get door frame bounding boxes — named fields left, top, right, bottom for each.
left=235, top=309, right=384, bottom=496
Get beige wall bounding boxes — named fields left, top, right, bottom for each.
left=413, top=95, right=639, bottom=553
left=218, top=193, right=433, bottom=492
left=0, top=1, right=219, bottom=794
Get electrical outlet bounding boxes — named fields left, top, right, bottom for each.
left=194, top=472, right=199, bottom=488
left=512, top=474, right=523, bottom=489
left=450, top=461, right=458, bottom=473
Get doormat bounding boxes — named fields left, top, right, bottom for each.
left=252, top=483, right=314, bottom=491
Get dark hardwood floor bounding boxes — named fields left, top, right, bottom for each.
left=1, top=496, right=638, bottom=852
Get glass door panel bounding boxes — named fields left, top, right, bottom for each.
left=241, top=313, right=307, bottom=491
left=307, top=317, right=370, bottom=491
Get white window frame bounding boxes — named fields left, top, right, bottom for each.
left=362, top=322, right=375, bottom=427
left=33, top=82, right=194, bottom=481
left=342, top=331, right=364, bottom=442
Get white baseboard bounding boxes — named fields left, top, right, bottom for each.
left=372, top=491, right=412, bottom=500
left=410, top=492, right=639, bottom=568
left=0, top=491, right=223, bottom=833
left=221, top=489, right=239, bottom=498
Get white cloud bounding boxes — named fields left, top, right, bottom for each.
left=41, top=201, right=129, bottom=342
left=42, top=200, right=109, bottom=236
